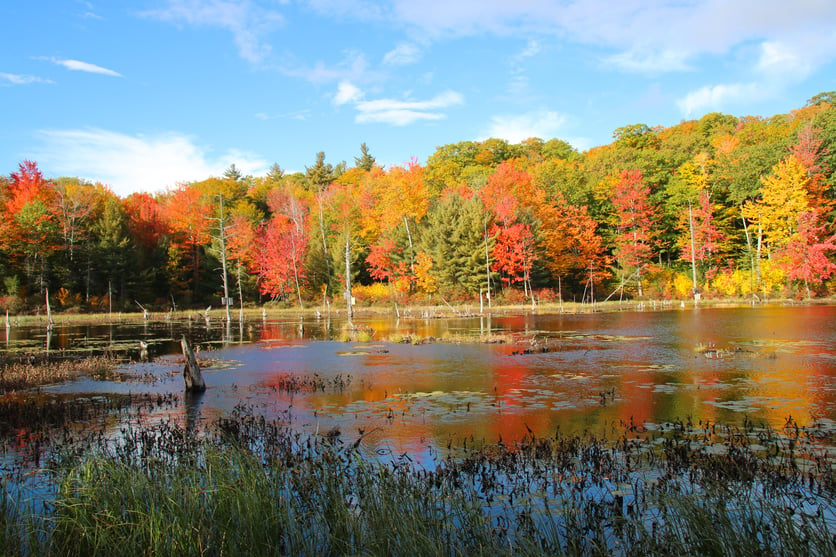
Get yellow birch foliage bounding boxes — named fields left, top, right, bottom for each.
left=760, top=260, right=787, bottom=294
left=672, top=273, right=693, bottom=298
left=751, top=155, right=810, bottom=249
left=711, top=269, right=754, bottom=297
left=414, top=252, right=436, bottom=294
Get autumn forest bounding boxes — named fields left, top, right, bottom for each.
left=3, top=92, right=836, bottom=314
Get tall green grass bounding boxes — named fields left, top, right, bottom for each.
left=44, top=446, right=495, bottom=556
left=1, top=413, right=834, bottom=556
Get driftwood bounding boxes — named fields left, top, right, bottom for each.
left=135, top=300, right=149, bottom=320
left=181, top=336, right=206, bottom=392
left=46, top=288, right=54, bottom=332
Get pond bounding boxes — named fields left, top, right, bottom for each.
left=6, top=303, right=835, bottom=461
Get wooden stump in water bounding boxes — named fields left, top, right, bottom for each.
left=181, top=336, right=206, bottom=392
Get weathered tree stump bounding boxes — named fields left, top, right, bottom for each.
left=181, top=336, right=206, bottom=392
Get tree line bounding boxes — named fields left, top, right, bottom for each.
left=2, top=92, right=835, bottom=314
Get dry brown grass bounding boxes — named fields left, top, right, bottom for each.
left=0, top=355, right=120, bottom=393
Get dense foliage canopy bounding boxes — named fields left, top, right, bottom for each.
left=3, top=94, right=836, bottom=312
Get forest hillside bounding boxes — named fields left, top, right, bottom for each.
left=2, top=92, right=835, bottom=312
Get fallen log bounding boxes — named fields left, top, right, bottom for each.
left=181, top=336, right=206, bottom=392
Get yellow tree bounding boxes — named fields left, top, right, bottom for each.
left=383, top=160, right=429, bottom=268
left=668, top=154, right=728, bottom=289
left=743, top=155, right=810, bottom=254
left=363, top=160, right=429, bottom=294
left=741, top=155, right=810, bottom=294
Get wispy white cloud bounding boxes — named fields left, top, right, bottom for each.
left=355, top=91, right=463, bottom=125
left=517, top=39, right=540, bottom=60
left=482, top=110, right=570, bottom=144
left=383, top=42, right=421, bottom=66
left=675, top=34, right=831, bottom=117
left=603, top=49, right=691, bottom=73
left=49, top=58, right=122, bottom=77
left=0, top=73, right=52, bottom=85
left=333, top=81, right=364, bottom=105
left=676, top=82, right=765, bottom=117
left=313, top=0, right=836, bottom=77
left=506, top=39, right=543, bottom=98
left=282, top=50, right=372, bottom=85
left=141, top=0, right=284, bottom=64
left=384, top=1, right=836, bottom=51
left=75, top=0, right=101, bottom=18
left=756, top=40, right=815, bottom=80
left=333, top=82, right=463, bottom=125
left=254, top=109, right=310, bottom=121
left=80, top=8, right=104, bottom=20
left=33, top=128, right=269, bottom=196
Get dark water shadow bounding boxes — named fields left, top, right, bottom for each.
left=184, top=390, right=205, bottom=433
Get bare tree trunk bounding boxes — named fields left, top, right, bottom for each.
left=483, top=215, right=491, bottom=309
left=403, top=216, right=416, bottom=278
left=741, top=210, right=756, bottom=296
left=218, top=195, right=231, bottom=326
left=633, top=229, right=643, bottom=297
left=755, top=225, right=763, bottom=293
left=236, top=262, right=244, bottom=322
left=344, top=230, right=353, bottom=327
left=688, top=201, right=698, bottom=300
left=45, top=288, right=54, bottom=332
left=181, top=336, right=206, bottom=392
left=317, top=190, right=330, bottom=282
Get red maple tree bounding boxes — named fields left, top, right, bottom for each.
left=611, top=169, right=657, bottom=297
left=778, top=209, right=836, bottom=297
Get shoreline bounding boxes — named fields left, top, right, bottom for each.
left=6, top=296, right=836, bottom=327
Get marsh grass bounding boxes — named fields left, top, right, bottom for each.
left=1, top=409, right=834, bottom=556
left=337, top=324, right=375, bottom=343
left=0, top=354, right=122, bottom=393
left=12, top=296, right=810, bottom=331
left=631, top=490, right=836, bottom=557
left=42, top=422, right=497, bottom=556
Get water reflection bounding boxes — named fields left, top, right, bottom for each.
left=8, top=305, right=836, bottom=456
left=184, top=390, right=204, bottom=433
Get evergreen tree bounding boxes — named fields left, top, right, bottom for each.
left=93, top=197, right=133, bottom=308
left=223, top=164, right=243, bottom=182
left=354, top=143, right=376, bottom=171
left=305, top=152, right=337, bottom=292
left=421, top=193, right=495, bottom=296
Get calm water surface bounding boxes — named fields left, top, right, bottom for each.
left=11, top=304, right=836, bottom=457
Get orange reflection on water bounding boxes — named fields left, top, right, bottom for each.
left=29, top=305, right=836, bottom=457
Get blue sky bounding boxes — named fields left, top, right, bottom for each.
left=3, top=1, right=836, bottom=197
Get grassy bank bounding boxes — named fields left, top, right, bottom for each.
left=2, top=410, right=834, bottom=556
left=7, top=295, right=836, bottom=327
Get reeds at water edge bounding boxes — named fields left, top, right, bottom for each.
left=1, top=406, right=834, bottom=556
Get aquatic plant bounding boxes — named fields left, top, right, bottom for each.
left=1, top=410, right=833, bottom=556
left=0, top=354, right=123, bottom=393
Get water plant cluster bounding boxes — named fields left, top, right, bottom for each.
left=1, top=402, right=834, bottom=556
left=0, top=354, right=123, bottom=393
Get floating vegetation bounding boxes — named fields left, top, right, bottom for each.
left=0, top=393, right=181, bottom=472
left=338, top=325, right=376, bottom=343
left=266, top=373, right=353, bottom=393
left=694, top=342, right=772, bottom=360
left=0, top=354, right=124, bottom=393
left=336, top=344, right=390, bottom=356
